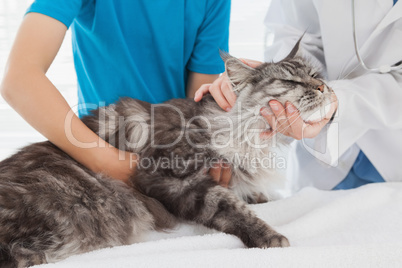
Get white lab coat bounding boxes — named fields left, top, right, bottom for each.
left=264, top=0, right=402, bottom=191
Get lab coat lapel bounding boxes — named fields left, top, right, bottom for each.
left=334, top=0, right=402, bottom=77
left=316, top=0, right=356, bottom=79
left=372, top=1, right=402, bottom=34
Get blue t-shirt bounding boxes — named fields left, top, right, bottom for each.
left=27, top=0, right=230, bottom=116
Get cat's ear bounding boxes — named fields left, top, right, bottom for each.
left=220, top=51, right=255, bottom=85
left=283, top=34, right=304, bottom=60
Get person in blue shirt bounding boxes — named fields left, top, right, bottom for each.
left=0, top=0, right=231, bottom=183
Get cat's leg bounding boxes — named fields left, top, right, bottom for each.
left=196, top=183, right=289, bottom=248
left=137, top=176, right=289, bottom=248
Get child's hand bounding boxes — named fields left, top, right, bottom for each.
left=209, top=161, right=231, bottom=188
left=194, top=72, right=236, bottom=112
left=194, top=59, right=262, bottom=111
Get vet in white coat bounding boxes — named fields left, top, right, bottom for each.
left=264, top=0, right=402, bottom=191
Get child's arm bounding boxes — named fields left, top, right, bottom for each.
left=0, top=13, right=135, bottom=183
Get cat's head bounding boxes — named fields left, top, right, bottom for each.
left=222, top=38, right=333, bottom=123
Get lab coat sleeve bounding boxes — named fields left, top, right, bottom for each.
left=323, top=73, right=402, bottom=165
left=264, top=0, right=402, bottom=166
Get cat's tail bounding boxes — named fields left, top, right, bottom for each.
left=0, top=243, right=16, bottom=268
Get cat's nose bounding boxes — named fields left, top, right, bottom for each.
left=317, top=85, right=325, bottom=93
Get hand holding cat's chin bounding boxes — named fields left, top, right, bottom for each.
left=260, top=93, right=338, bottom=140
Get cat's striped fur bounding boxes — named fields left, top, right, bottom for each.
left=0, top=39, right=333, bottom=267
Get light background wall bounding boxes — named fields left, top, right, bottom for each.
left=0, top=0, right=272, bottom=160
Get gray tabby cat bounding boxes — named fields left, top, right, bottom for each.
left=0, top=39, right=333, bottom=267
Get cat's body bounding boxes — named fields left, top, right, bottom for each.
left=0, top=40, right=333, bottom=267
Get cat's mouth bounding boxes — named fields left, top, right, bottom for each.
left=295, top=82, right=334, bottom=123
left=300, top=95, right=334, bottom=124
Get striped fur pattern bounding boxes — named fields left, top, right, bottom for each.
left=0, top=39, right=333, bottom=267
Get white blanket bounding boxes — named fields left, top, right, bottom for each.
left=38, top=182, right=402, bottom=268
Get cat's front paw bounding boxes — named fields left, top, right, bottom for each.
left=248, top=232, right=290, bottom=248
left=246, top=193, right=269, bottom=204
left=262, top=233, right=290, bottom=248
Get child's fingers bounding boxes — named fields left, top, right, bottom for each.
left=221, top=80, right=236, bottom=107
left=194, top=84, right=212, bottom=102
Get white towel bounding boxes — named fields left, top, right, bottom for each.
left=37, top=182, right=402, bottom=268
